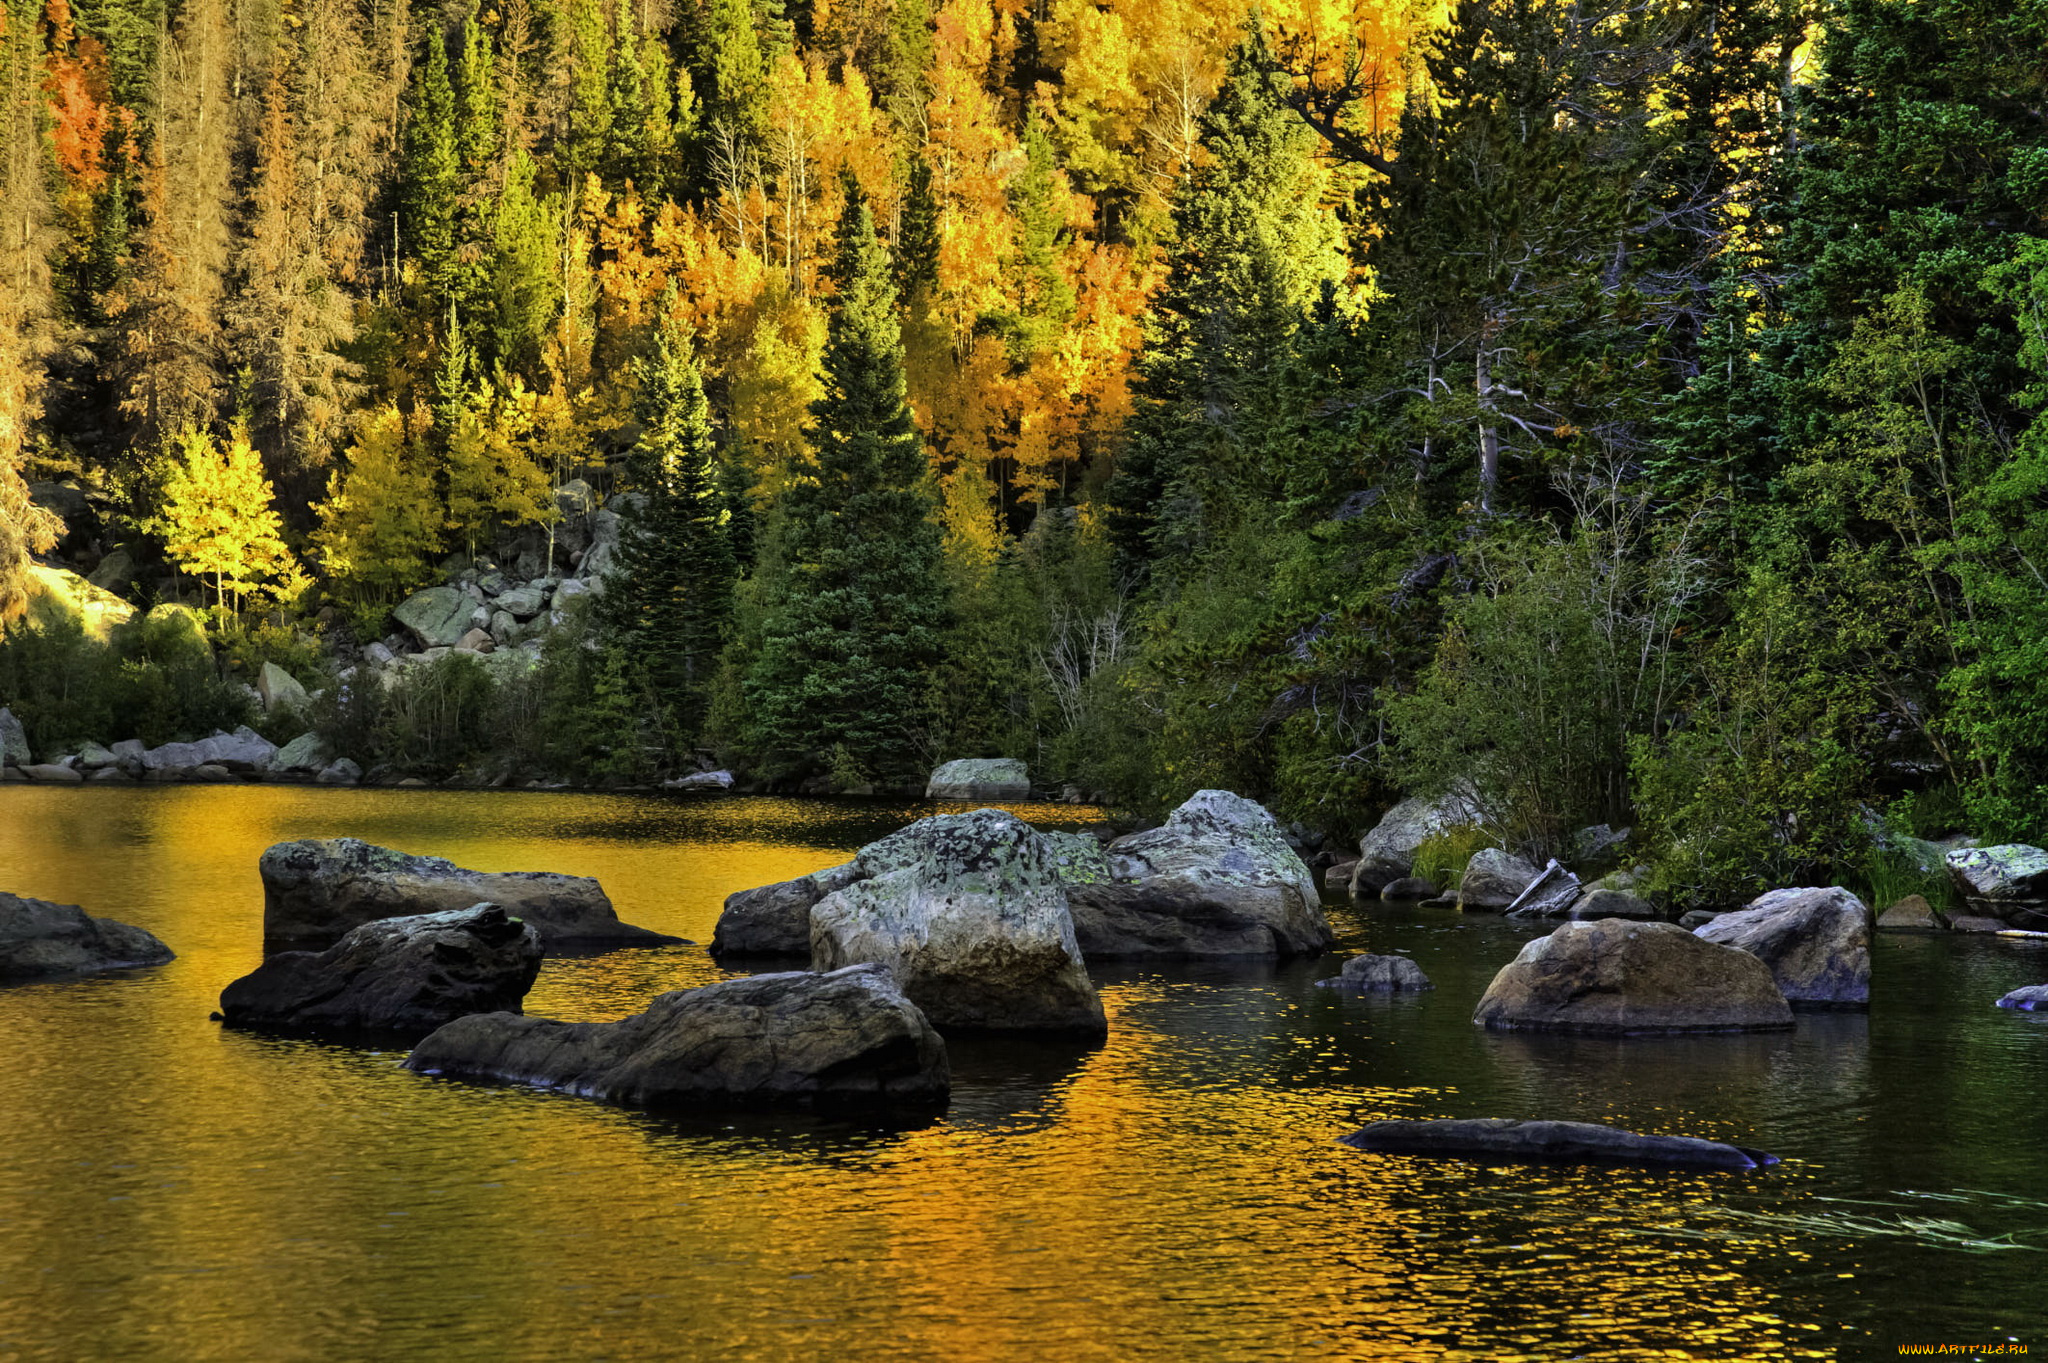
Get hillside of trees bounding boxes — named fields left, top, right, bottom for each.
left=4, top=0, right=2048, bottom=907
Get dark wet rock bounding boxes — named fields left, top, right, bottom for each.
left=1349, top=791, right=1480, bottom=894
left=1458, top=848, right=1541, bottom=911
left=1379, top=876, right=1438, bottom=900
left=1473, top=919, right=1793, bottom=1034
left=1678, top=909, right=1720, bottom=930
left=710, top=863, right=862, bottom=956
left=405, top=963, right=949, bottom=1113
left=0, top=891, right=174, bottom=979
left=1322, top=859, right=1361, bottom=893
left=1996, top=985, right=2048, bottom=1011
left=925, top=757, right=1030, bottom=801
left=1316, top=954, right=1433, bottom=991
left=1568, top=888, right=1660, bottom=921
left=314, top=758, right=362, bottom=785
left=1877, top=895, right=1945, bottom=932
left=260, top=837, right=675, bottom=951
left=1076, top=790, right=1331, bottom=958
left=811, top=808, right=1106, bottom=1036
left=1695, top=886, right=1871, bottom=1008
left=1946, top=845, right=2048, bottom=929
left=219, top=904, right=542, bottom=1040
left=1341, top=1118, right=1777, bottom=1171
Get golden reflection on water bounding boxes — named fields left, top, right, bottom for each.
left=1, top=786, right=2043, bottom=1360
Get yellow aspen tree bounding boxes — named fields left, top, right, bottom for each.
left=156, top=425, right=302, bottom=616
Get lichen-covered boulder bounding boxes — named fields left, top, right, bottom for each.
left=1996, top=984, right=2048, bottom=1011
left=393, top=586, right=474, bottom=649
left=1, top=891, right=174, bottom=980
left=926, top=757, right=1030, bottom=801
left=1473, top=919, right=1793, bottom=1034
left=494, top=585, right=545, bottom=619
left=1695, top=886, right=1871, bottom=1008
left=711, top=863, right=863, bottom=955
left=1071, top=790, right=1331, bottom=958
left=405, top=964, right=950, bottom=1114
left=1342, top=1118, right=1775, bottom=1171
left=259, top=838, right=676, bottom=951
left=1458, top=848, right=1541, bottom=911
left=219, top=904, right=542, bottom=1039
left=1316, top=954, right=1433, bottom=991
left=273, top=732, right=332, bottom=773
left=1946, top=845, right=2048, bottom=928
left=1349, top=790, right=1482, bottom=894
left=810, top=808, right=1106, bottom=1036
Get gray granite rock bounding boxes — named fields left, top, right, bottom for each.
left=1317, top=953, right=1433, bottom=991
left=1695, top=886, right=1871, bottom=1008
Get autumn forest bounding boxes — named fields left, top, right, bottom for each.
left=3, top=0, right=2047, bottom=907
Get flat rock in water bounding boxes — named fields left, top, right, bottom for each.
left=811, top=808, right=1107, bottom=1036
left=405, top=964, right=949, bottom=1114
left=925, top=757, right=1030, bottom=801
left=0, top=891, right=174, bottom=980
left=1946, top=845, right=2048, bottom=929
left=1473, top=919, right=1793, bottom=1034
left=259, top=837, right=675, bottom=951
left=1996, top=984, right=2048, bottom=1011
left=1341, top=1118, right=1777, bottom=1171
left=1695, top=886, right=1871, bottom=1008
left=711, top=862, right=862, bottom=956
left=1317, top=954, right=1433, bottom=991
left=219, top=904, right=542, bottom=1040
left=1074, top=790, right=1331, bottom=958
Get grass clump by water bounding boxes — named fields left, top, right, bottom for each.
left=1411, top=824, right=1497, bottom=890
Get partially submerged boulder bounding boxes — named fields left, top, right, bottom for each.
left=1946, top=845, right=2048, bottom=929
left=1695, top=886, right=1871, bottom=1008
left=711, top=862, right=862, bottom=955
left=1316, top=954, right=1433, bottom=992
left=1, top=891, right=174, bottom=980
left=1473, top=919, right=1793, bottom=1034
left=1458, top=848, right=1541, bottom=911
left=1877, top=895, right=1946, bottom=932
left=259, top=838, right=676, bottom=951
left=1996, top=984, right=2048, bottom=1011
left=219, top=904, right=542, bottom=1039
left=405, top=963, right=949, bottom=1114
left=1349, top=791, right=1481, bottom=894
left=926, top=757, right=1030, bottom=801
left=1071, top=790, right=1331, bottom=958
left=1342, top=1118, right=1777, bottom=1171
left=1379, top=875, right=1438, bottom=901
left=810, top=808, right=1107, bottom=1036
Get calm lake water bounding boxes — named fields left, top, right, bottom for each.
left=2, top=786, right=2046, bottom=1361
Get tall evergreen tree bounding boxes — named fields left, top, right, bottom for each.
left=745, top=179, right=946, bottom=777
left=892, top=151, right=939, bottom=302
left=603, top=302, right=737, bottom=739
left=401, top=23, right=459, bottom=305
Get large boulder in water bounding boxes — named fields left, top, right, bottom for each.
left=1694, top=886, right=1871, bottom=1008
left=1349, top=790, right=1481, bottom=894
left=1996, top=985, right=2048, bottom=1011
left=711, top=863, right=863, bottom=955
left=1946, top=845, right=2048, bottom=929
left=218, top=903, right=542, bottom=1039
left=1458, top=848, right=1541, bottom=911
left=1316, top=954, right=1433, bottom=992
left=405, top=964, right=949, bottom=1114
left=1472, top=919, right=1792, bottom=1034
left=259, top=838, right=676, bottom=951
left=925, top=757, right=1030, bottom=801
left=1, top=891, right=174, bottom=979
left=1069, top=790, right=1331, bottom=958
left=1342, top=1118, right=1776, bottom=1171
left=810, top=808, right=1107, bottom=1037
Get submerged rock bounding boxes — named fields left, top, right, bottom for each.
left=1946, top=845, right=2048, bottom=929
left=1695, top=886, right=1871, bottom=1008
left=219, top=904, right=542, bottom=1039
left=405, top=963, right=949, bottom=1113
left=1316, top=954, right=1433, bottom=992
left=1071, top=790, right=1331, bottom=958
left=1473, top=919, right=1793, bottom=1034
left=811, top=808, right=1106, bottom=1036
left=1996, top=985, right=2048, bottom=1011
left=1, top=891, right=174, bottom=980
left=926, top=757, right=1030, bottom=801
left=1341, top=1118, right=1777, bottom=1171
left=1349, top=791, right=1481, bottom=894
left=259, top=837, right=676, bottom=951
left=711, top=863, right=863, bottom=956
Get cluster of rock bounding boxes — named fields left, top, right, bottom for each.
left=0, top=714, right=365, bottom=787
left=710, top=792, right=1330, bottom=1042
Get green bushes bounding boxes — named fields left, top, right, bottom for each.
left=0, top=609, right=253, bottom=755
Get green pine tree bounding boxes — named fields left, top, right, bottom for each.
left=402, top=25, right=460, bottom=306
left=603, top=301, right=737, bottom=739
left=893, top=151, right=940, bottom=303
left=744, top=178, right=947, bottom=779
